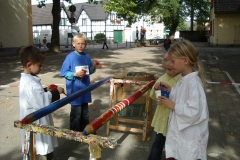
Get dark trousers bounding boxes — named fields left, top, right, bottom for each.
left=70, top=103, right=89, bottom=131
left=102, top=42, right=108, bottom=49
left=148, top=133, right=166, bottom=160
left=36, top=152, right=53, bottom=160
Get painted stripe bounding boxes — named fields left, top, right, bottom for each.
left=212, top=56, right=219, bottom=60
left=223, top=71, right=240, bottom=94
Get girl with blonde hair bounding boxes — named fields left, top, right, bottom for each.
left=158, top=40, right=209, bottom=160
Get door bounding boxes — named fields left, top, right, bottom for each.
left=114, top=30, right=122, bottom=43
left=234, top=25, right=240, bottom=45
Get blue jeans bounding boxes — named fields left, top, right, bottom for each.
left=70, top=103, right=89, bottom=131
left=148, top=133, right=166, bottom=160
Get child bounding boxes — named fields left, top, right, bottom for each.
left=158, top=40, right=209, bottom=160
left=148, top=54, right=180, bottom=160
left=19, top=46, right=65, bottom=159
left=164, top=35, right=171, bottom=51
left=42, top=37, right=47, bottom=49
left=102, top=35, right=109, bottom=49
left=60, top=33, right=98, bottom=132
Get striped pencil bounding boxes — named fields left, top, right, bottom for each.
left=83, top=80, right=156, bottom=135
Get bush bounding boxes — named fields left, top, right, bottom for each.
left=94, top=33, right=105, bottom=43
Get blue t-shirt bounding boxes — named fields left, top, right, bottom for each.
left=60, top=51, right=95, bottom=106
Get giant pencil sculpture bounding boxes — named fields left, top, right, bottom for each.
left=83, top=80, right=156, bottom=135
left=21, top=77, right=110, bottom=124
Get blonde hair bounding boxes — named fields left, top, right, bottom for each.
left=73, top=33, right=87, bottom=43
left=168, top=40, right=205, bottom=86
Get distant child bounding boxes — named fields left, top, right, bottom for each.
left=158, top=40, right=209, bottom=160
left=19, top=46, right=65, bottom=159
left=148, top=54, right=180, bottom=160
left=60, top=34, right=98, bottom=132
left=102, top=35, right=109, bottom=49
left=42, top=37, right=47, bottom=49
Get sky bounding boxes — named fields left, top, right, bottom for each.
left=31, top=0, right=88, bottom=5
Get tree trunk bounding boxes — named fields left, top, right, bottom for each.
left=170, top=21, right=178, bottom=38
left=190, top=0, right=194, bottom=31
left=50, top=0, right=61, bottom=53
left=169, top=14, right=179, bottom=38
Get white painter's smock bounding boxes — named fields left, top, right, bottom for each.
left=165, top=71, right=209, bottom=160
left=19, top=73, right=58, bottom=155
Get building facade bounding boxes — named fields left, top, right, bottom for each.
left=0, top=0, right=33, bottom=48
left=32, top=2, right=165, bottom=46
left=210, top=0, right=240, bottom=46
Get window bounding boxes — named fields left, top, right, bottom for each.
left=82, top=19, right=87, bottom=25
left=82, top=32, right=87, bottom=37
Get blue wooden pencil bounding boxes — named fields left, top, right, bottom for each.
left=21, top=77, right=110, bottom=124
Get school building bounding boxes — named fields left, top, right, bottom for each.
left=0, top=0, right=33, bottom=48
left=209, top=0, right=240, bottom=46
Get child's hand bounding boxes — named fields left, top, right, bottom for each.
left=93, top=60, right=103, bottom=68
left=160, top=96, right=175, bottom=110
left=57, top=87, right=66, bottom=95
left=74, top=70, right=86, bottom=78
left=154, top=82, right=161, bottom=90
left=160, top=82, right=171, bottom=91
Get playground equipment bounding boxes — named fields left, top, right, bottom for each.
left=14, top=75, right=155, bottom=159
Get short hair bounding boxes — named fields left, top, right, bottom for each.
left=73, top=33, right=87, bottom=43
left=18, top=46, right=46, bottom=67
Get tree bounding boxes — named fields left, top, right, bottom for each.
left=177, top=18, right=190, bottom=31
left=37, top=0, right=72, bottom=53
left=183, top=0, right=210, bottom=31
left=94, top=33, right=105, bottom=43
left=88, top=0, right=158, bottom=26
left=89, top=0, right=209, bottom=36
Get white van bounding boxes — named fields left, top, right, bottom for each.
left=34, top=29, right=78, bottom=48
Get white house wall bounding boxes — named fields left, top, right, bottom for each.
left=32, top=4, right=165, bottom=45
left=77, top=10, right=125, bottom=41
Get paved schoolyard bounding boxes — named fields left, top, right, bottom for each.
left=0, top=43, right=240, bottom=160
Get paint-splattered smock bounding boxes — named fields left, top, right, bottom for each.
left=19, top=73, right=58, bottom=155
left=165, top=71, right=209, bottom=160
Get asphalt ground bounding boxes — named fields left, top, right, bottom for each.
left=0, top=43, right=240, bottom=160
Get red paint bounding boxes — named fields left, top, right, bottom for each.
left=96, top=61, right=103, bottom=68
left=49, top=84, right=58, bottom=90
left=21, top=117, right=30, bottom=124
left=85, top=80, right=156, bottom=133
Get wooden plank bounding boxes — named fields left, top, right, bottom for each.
left=109, top=125, right=143, bottom=133
left=118, top=118, right=144, bottom=125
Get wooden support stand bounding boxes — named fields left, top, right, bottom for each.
left=106, top=81, right=153, bottom=141
left=30, top=131, right=36, bottom=160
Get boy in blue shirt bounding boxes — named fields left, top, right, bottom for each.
left=60, top=34, right=98, bottom=131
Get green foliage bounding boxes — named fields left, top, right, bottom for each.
left=94, top=33, right=105, bottom=43
left=88, top=0, right=157, bottom=26
left=177, top=18, right=190, bottom=31
left=148, top=0, right=209, bottom=34
left=37, top=0, right=72, bottom=8
left=87, top=0, right=209, bottom=34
